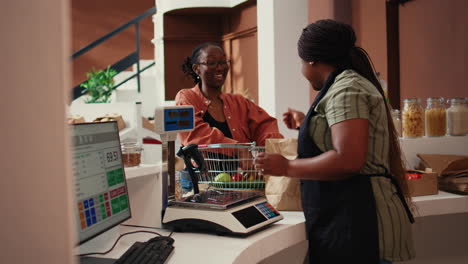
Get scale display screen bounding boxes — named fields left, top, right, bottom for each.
left=232, top=201, right=280, bottom=229
left=163, top=108, right=194, bottom=132
left=232, top=206, right=267, bottom=229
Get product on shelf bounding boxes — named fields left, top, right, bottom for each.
left=446, top=98, right=468, bottom=136
left=67, top=115, right=85, bottom=124
left=94, top=113, right=126, bottom=131
left=425, top=97, right=446, bottom=137
left=391, top=109, right=402, bottom=137
left=121, top=142, right=143, bottom=167
left=402, top=98, right=424, bottom=138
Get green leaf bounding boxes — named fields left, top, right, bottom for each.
left=80, top=66, right=118, bottom=103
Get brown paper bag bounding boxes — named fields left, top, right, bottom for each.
left=264, top=138, right=302, bottom=211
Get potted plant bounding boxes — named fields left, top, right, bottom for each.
left=80, top=66, right=118, bottom=103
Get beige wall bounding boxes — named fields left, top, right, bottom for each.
left=1, top=0, right=76, bottom=263
left=399, top=0, right=468, bottom=105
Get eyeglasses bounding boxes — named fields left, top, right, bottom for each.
left=198, top=60, right=231, bottom=68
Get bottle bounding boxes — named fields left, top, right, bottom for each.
left=175, top=171, right=182, bottom=200
left=425, top=97, right=446, bottom=137
left=391, top=109, right=402, bottom=137
left=402, top=98, right=424, bottom=138
left=121, top=142, right=143, bottom=167
left=446, top=98, right=468, bottom=136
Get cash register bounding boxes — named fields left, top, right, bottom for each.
left=71, top=121, right=173, bottom=264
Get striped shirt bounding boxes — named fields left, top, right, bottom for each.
left=309, top=70, right=415, bottom=261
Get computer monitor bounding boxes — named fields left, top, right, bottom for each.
left=71, top=121, right=131, bottom=245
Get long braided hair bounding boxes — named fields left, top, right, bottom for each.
left=298, top=19, right=410, bottom=202
left=181, top=42, right=224, bottom=88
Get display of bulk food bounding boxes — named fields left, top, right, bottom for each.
left=402, top=98, right=424, bottom=138
left=121, top=142, right=143, bottom=167
left=391, top=109, right=402, bottom=137
left=446, top=98, right=468, bottom=136
left=425, top=97, right=446, bottom=137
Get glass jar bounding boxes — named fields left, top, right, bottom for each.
left=446, top=98, right=468, bottom=136
left=175, top=170, right=193, bottom=200
left=121, top=142, right=143, bottom=167
left=425, top=97, right=446, bottom=137
left=391, top=109, right=402, bottom=137
left=402, top=98, right=424, bottom=138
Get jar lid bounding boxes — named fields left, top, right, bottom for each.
left=448, top=97, right=466, bottom=104
left=121, top=142, right=143, bottom=152
left=403, top=98, right=421, bottom=103
left=426, top=97, right=444, bottom=102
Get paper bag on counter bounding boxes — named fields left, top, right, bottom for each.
left=264, top=138, right=302, bottom=211
left=417, top=154, right=468, bottom=195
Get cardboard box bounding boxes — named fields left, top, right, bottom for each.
left=417, top=154, right=468, bottom=195
left=142, top=117, right=155, bottom=132
left=67, top=115, right=85, bottom=124
left=93, top=113, right=126, bottom=131
left=406, top=169, right=438, bottom=197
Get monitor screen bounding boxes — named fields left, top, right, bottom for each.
left=71, top=122, right=131, bottom=244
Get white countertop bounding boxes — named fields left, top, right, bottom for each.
left=81, top=211, right=307, bottom=264
left=124, top=164, right=468, bottom=218
left=117, top=163, right=468, bottom=263
left=412, top=191, right=468, bottom=217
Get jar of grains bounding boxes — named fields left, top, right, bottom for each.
left=121, top=142, right=143, bottom=167
left=391, top=109, right=402, bottom=137
left=402, top=98, right=424, bottom=138
left=446, top=98, right=468, bottom=136
left=425, top=97, right=446, bottom=137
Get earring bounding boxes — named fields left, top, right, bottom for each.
left=196, top=75, right=200, bottom=80
left=309, top=62, right=313, bottom=65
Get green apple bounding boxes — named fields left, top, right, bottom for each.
left=214, top=172, right=231, bottom=182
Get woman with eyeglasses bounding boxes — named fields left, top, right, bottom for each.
left=175, top=42, right=283, bottom=148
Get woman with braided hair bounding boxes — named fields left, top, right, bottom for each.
left=254, top=20, right=415, bottom=264
left=175, top=42, right=283, bottom=147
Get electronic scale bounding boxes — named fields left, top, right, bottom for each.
left=154, top=106, right=283, bottom=236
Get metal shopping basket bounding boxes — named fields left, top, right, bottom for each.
left=195, top=143, right=265, bottom=190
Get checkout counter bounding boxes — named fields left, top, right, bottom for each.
left=75, top=108, right=468, bottom=264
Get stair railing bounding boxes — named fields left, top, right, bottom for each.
left=71, top=7, right=156, bottom=100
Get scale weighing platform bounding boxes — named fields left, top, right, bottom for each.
left=163, top=190, right=283, bottom=236
left=154, top=106, right=283, bottom=236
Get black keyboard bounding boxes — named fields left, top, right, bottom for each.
left=115, top=236, right=174, bottom=264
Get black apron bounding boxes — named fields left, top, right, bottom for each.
left=298, top=69, right=414, bottom=264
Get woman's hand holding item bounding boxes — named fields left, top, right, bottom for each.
left=283, top=108, right=305, bottom=130
left=254, top=152, right=289, bottom=176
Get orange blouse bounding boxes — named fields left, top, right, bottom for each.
left=175, top=85, right=283, bottom=146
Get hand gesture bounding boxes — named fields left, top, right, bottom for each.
left=254, top=152, right=289, bottom=176
left=282, top=108, right=305, bottom=130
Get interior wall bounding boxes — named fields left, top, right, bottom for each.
left=399, top=0, right=468, bottom=106
left=350, top=0, right=388, bottom=84
left=223, top=3, right=258, bottom=102
left=307, top=0, right=387, bottom=104
left=163, top=11, right=224, bottom=100
left=71, top=0, right=154, bottom=87
left=1, top=0, right=75, bottom=263
left=163, top=2, right=258, bottom=101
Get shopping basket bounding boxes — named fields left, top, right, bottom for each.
left=195, top=143, right=265, bottom=190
